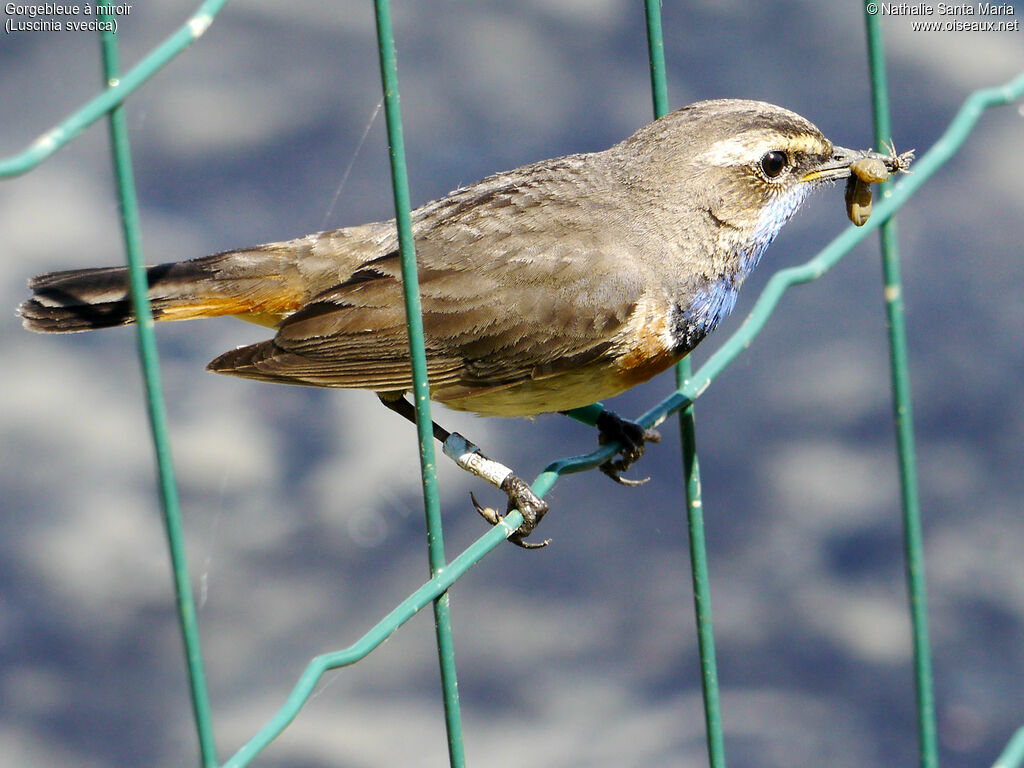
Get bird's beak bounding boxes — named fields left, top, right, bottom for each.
left=800, top=146, right=876, bottom=184
left=794, top=145, right=901, bottom=185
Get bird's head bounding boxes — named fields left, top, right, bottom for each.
left=614, top=99, right=908, bottom=276
left=609, top=99, right=911, bottom=349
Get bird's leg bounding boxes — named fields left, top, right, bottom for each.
left=592, top=409, right=662, bottom=486
left=378, top=395, right=550, bottom=548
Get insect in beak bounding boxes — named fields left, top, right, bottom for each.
left=801, top=141, right=914, bottom=226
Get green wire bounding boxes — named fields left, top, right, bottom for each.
left=993, top=727, right=1024, bottom=768
left=644, top=2, right=726, bottom=767
left=98, top=12, right=218, bottom=768
left=372, top=3, right=466, bottom=767
left=864, top=10, right=939, bottom=768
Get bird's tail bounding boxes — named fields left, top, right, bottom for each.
left=19, top=246, right=316, bottom=333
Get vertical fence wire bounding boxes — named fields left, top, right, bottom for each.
left=372, top=2, right=467, bottom=765
left=863, top=10, right=939, bottom=768
left=643, top=3, right=726, bottom=767
left=97, top=14, right=218, bottom=768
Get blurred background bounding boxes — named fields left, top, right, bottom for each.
left=1, top=2, right=1022, bottom=766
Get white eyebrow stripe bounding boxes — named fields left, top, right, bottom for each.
left=699, top=136, right=768, bottom=166
left=699, top=132, right=831, bottom=167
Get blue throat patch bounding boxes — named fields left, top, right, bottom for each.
left=673, top=184, right=813, bottom=353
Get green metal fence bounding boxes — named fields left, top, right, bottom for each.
left=3, top=2, right=1024, bottom=766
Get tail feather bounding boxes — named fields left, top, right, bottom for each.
left=19, top=247, right=319, bottom=334
left=21, top=264, right=177, bottom=332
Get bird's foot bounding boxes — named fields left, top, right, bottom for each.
left=443, top=433, right=550, bottom=548
left=596, top=410, right=662, bottom=486
left=471, top=474, right=551, bottom=549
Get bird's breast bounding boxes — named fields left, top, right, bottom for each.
left=610, top=295, right=685, bottom=386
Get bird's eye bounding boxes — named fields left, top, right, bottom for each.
left=759, top=150, right=789, bottom=179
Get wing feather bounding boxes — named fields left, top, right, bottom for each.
left=208, top=152, right=651, bottom=398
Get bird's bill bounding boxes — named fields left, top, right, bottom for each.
left=800, top=146, right=898, bottom=184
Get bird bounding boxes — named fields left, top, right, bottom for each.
left=19, top=99, right=909, bottom=547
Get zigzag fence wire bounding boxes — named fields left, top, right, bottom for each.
left=2, top=2, right=1023, bottom=767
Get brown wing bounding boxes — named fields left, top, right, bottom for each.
left=208, top=153, right=650, bottom=394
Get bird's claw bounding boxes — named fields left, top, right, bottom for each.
left=596, top=410, right=661, bottom=485
left=471, top=474, right=551, bottom=549
left=599, top=460, right=651, bottom=486
left=466, top=412, right=658, bottom=545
